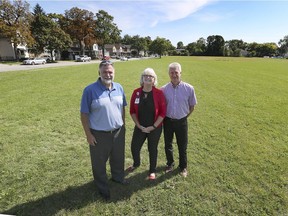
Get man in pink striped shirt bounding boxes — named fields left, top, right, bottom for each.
left=161, top=62, right=197, bottom=177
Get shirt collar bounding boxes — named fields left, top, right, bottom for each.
left=170, top=80, right=182, bottom=88
left=97, top=77, right=114, bottom=91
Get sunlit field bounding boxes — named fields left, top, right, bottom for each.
left=0, top=56, right=287, bottom=215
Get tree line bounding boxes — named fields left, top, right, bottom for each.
left=1, top=0, right=288, bottom=61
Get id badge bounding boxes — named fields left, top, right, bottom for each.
left=135, top=98, right=140, bottom=104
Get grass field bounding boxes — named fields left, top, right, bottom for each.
left=0, top=56, right=287, bottom=215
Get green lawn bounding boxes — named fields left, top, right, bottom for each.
left=0, top=56, right=287, bottom=215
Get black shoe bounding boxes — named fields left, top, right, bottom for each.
left=99, top=191, right=111, bottom=201
left=111, top=178, right=129, bottom=185
left=165, top=165, right=174, bottom=173
left=126, top=165, right=138, bottom=172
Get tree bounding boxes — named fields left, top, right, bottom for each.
left=278, top=35, right=288, bottom=57
left=121, top=34, right=152, bottom=56
left=196, top=37, right=207, bottom=55
left=206, top=35, right=225, bottom=56
left=144, top=36, right=152, bottom=56
left=258, top=43, right=278, bottom=57
left=225, top=39, right=246, bottom=57
left=130, top=35, right=148, bottom=57
left=30, top=5, right=72, bottom=59
left=121, top=34, right=133, bottom=45
left=247, top=42, right=277, bottom=57
left=32, top=2, right=45, bottom=16
left=186, top=37, right=207, bottom=56
left=247, top=42, right=259, bottom=57
left=94, top=10, right=121, bottom=58
left=30, top=4, right=48, bottom=55
left=61, top=7, right=96, bottom=55
left=177, top=41, right=184, bottom=49
left=0, top=0, right=34, bottom=60
left=149, top=37, right=173, bottom=58
left=44, top=25, right=72, bottom=60
left=186, top=42, right=196, bottom=55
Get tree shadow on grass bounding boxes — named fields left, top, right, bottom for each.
left=3, top=166, right=178, bottom=215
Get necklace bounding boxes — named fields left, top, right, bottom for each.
left=142, top=90, right=150, bottom=98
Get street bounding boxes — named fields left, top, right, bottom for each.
left=0, top=60, right=101, bottom=73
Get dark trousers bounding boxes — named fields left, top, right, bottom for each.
left=131, top=126, right=162, bottom=173
left=163, top=117, right=188, bottom=170
left=89, top=126, right=125, bottom=194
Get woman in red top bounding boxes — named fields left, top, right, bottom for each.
left=127, top=68, right=166, bottom=180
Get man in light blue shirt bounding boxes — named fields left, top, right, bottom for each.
left=80, top=60, right=127, bottom=201
left=161, top=62, right=197, bottom=177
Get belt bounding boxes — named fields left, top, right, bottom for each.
left=166, top=116, right=187, bottom=122
left=91, top=127, right=121, bottom=134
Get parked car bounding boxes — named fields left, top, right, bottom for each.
left=120, top=56, right=128, bottom=61
left=40, top=55, right=54, bottom=62
left=23, top=58, right=46, bottom=65
left=76, top=55, right=91, bottom=62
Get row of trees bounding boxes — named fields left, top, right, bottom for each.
left=182, top=36, right=288, bottom=57
left=1, top=0, right=288, bottom=60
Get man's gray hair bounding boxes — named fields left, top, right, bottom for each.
left=168, top=62, right=182, bottom=73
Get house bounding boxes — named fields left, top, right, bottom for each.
left=65, top=43, right=102, bottom=60
left=0, top=35, right=133, bottom=61
left=0, top=37, right=29, bottom=61
left=104, top=44, right=132, bottom=57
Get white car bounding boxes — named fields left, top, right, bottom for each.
left=23, top=58, right=46, bottom=65
left=76, top=55, right=91, bottom=62
left=120, top=56, right=128, bottom=61
left=40, top=55, right=54, bottom=62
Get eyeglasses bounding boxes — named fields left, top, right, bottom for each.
left=143, top=75, right=154, bottom=78
left=99, top=60, right=113, bottom=67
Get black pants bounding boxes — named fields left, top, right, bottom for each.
left=89, top=126, right=125, bottom=194
left=163, top=117, right=188, bottom=170
left=131, top=126, right=162, bottom=173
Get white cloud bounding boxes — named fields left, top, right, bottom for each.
left=151, top=0, right=213, bottom=21
left=84, top=0, right=216, bottom=30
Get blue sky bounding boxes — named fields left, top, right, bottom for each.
left=26, top=0, right=287, bottom=46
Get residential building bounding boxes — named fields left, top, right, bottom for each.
left=104, top=44, right=132, bottom=57
left=0, top=37, right=29, bottom=61
left=0, top=36, right=134, bottom=61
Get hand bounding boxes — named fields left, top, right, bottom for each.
left=87, top=133, right=97, bottom=146
left=139, top=125, right=148, bottom=133
left=142, top=126, right=154, bottom=133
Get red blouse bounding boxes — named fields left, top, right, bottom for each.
left=130, top=87, right=166, bottom=127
